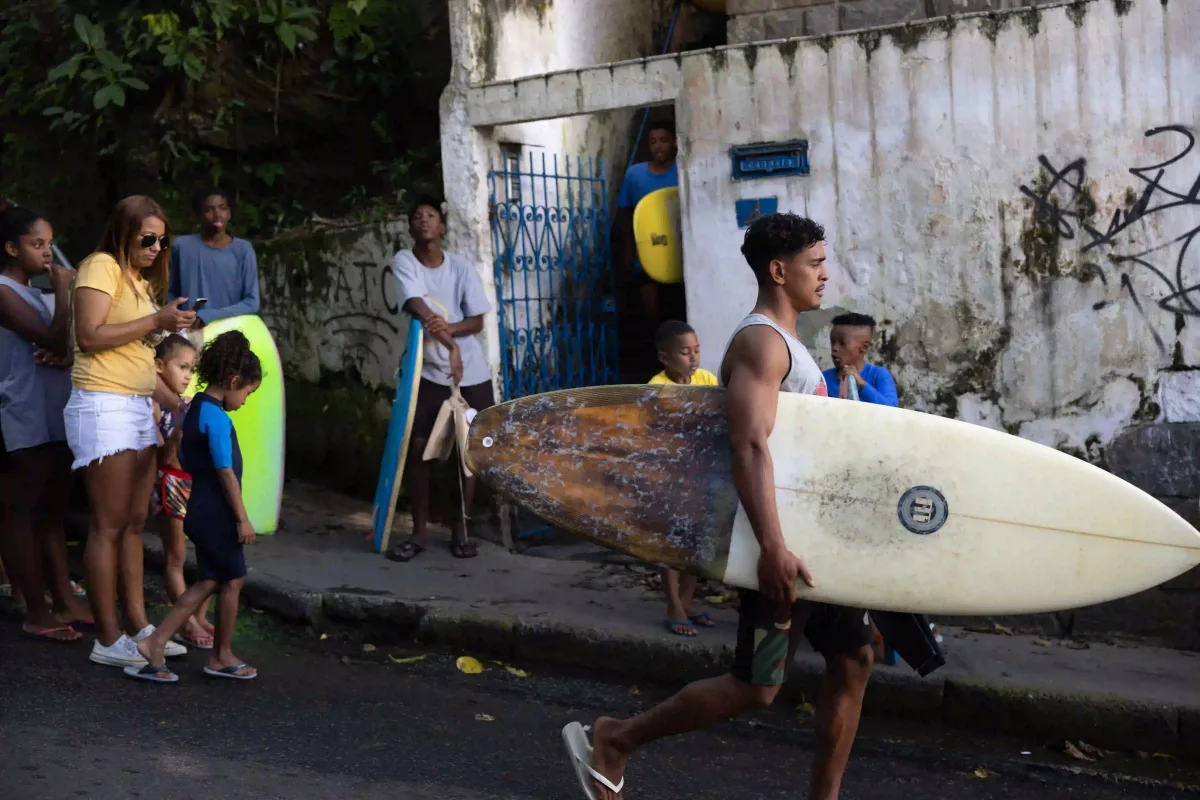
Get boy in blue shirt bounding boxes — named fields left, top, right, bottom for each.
left=617, top=121, right=679, bottom=331
left=822, top=312, right=898, bottom=407
left=824, top=311, right=934, bottom=665
left=168, top=189, right=261, bottom=331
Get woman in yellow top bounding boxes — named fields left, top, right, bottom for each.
left=65, top=196, right=196, bottom=669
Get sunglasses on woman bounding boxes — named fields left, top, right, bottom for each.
left=140, top=234, right=170, bottom=249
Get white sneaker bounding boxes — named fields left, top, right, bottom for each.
left=131, top=625, right=188, bottom=658
left=90, top=635, right=148, bottom=668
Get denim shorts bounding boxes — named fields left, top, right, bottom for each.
left=63, top=388, right=158, bottom=471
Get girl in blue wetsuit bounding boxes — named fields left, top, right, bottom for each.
left=124, top=330, right=262, bottom=683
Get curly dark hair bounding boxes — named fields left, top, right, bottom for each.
left=192, top=187, right=231, bottom=214
left=832, top=312, right=876, bottom=329
left=654, top=319, right=695, bottom=352
left=196, top=330, right=262, bottom=389
left=740, top=212, right=825, bottom=284
left=408, top=194, right=446, bottom=225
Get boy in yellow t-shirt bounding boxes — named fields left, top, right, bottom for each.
left=648, top=320, right=717, bottom=636
left=648, top=320, right=717, bottom=388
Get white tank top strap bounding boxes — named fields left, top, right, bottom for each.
left=720, top=313, right=829, bottom=397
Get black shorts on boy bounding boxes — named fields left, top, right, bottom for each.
left=411, top=379, right=495, bottom=443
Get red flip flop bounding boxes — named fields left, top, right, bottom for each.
left=21, top=625, right=81, bottom=643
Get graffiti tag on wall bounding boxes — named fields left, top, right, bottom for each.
left=1018, top=126, right=1200, bottom=346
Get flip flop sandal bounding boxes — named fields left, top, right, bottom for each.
left=688, top=611, right=717, bottom=628
left=664, top=619, right=697, bottom=637
left=386, top=541, right=425, bottom=563
left=21, top=625, right=81, bottom=643
left=562, top=722, right=624, bottom=800
left=174, top=632, right=214, bottom=650
left=450, top=541, right=478, bottom=559
left=123, top=663, right=179, bottom=683
left=204, top=664, right=257, bottom=680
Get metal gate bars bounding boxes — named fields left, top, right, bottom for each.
left=488, top=153, right=619, bottom=401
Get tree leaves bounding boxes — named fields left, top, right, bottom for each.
left=73, top=15, right=91, bottom=47
left=92, top=84, right=126, bottom=110
left=46, top=58, right=80, bottom=83
left=4, top=0, right=448, bottom=240
left=278, top=22, right=297, bottom=52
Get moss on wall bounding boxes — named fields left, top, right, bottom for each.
left=888, top=23, right=927, bottom=54
left=1016, top=164, right=1099, bottom=284
left=1066, top=0, right=1090, bottom=27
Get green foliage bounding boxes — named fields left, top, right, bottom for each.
left=0, top=0, right=447, bottom=248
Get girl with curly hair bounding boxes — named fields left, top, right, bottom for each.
left=125, top=329, right=261, bottom=683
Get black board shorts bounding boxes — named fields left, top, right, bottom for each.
left=410, top=378, right=496, bottom=446
left=729, top=590, right=874, bottom=687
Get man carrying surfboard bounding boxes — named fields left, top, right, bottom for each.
left=564, top=213, right=875, bottom=800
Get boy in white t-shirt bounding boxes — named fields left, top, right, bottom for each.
left=387, top=197, right=494, bottom=562
left=648, top=320, right=718, bottom=636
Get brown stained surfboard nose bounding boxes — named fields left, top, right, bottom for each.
left=466, top=385, right=737, bottom=580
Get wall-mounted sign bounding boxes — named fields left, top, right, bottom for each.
left=729, top=140, right=810, bottom=182
left=735, top=197, right=779, bottom=228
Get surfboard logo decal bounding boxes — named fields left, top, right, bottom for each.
left=897, top=486, right=948, bottom=535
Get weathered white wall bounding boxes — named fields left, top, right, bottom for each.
left=253, top=219, right=424, bottom=496
left=470, top=0, right=700, bottom=202
left=259, top=220, right=412, bottom=391
left=443, top=0, right=711, bottom=397
left=677, top=0, right=1200, bottom=458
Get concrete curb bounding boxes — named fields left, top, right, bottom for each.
left=142, top=539, right=1200, bottom=760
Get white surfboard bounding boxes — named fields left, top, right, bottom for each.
left=468, top=385, right=1199, bottom=616
left=722, top=393, right=1200, bottom=616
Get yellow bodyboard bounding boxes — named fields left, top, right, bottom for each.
left=632, top=186, right=684, bottom=285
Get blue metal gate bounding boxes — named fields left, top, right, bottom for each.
left=488, top=153, right=618, bottom=401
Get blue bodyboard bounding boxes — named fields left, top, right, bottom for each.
left=371, top=319, right=424, bottom=553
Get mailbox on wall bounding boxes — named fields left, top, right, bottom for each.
left=729, top=140, right=810, bottom=182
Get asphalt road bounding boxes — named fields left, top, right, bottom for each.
left=2, top=611, right=1198, bottom=800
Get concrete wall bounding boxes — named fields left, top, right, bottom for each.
left=256, top=219, right=415, bottom=497
left=442, top=0, right=716, bottom=399
left=674, top=0, right=1200, bottom=647
left=436, top=0, right=1200, bottom=645
left=471, top=0, right=709, bottom=207
left=728, top=0, right=1064, bottom=43
left=680, top=0, right=1199, bottom=468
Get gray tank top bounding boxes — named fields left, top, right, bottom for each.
left=719, top=313, right=829, bottom=397
left=0, top=275, right=71, bottom=452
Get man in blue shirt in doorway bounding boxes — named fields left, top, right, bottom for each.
left=822, top=312, right=898, bottom=406
left=617, top=120, right=679, bottom=331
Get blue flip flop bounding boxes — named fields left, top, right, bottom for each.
left=203, top=664, right=257, bottom=680
left=689, top=611, right=716, bottom=628
left=664, top=619, right=697, bottom=637
left=123, top=663, right=179, bottom=683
